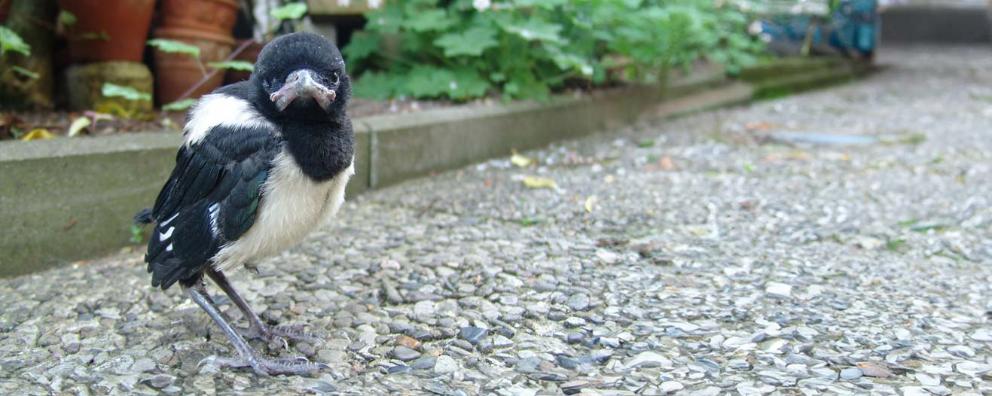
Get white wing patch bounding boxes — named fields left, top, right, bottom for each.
left=158, top=227, right=174, bottom=241
left=184, top=94, right=277, bottom=146
left=207, top=203, right=221, bottom=237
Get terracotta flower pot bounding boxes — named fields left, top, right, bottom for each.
left=224, top=39, right=263, bottom=84
left=160, top=0, right=240, bottom=36
left=58, top=0, right=156, bottom=63
left=152, top=27, right=234, bottom=104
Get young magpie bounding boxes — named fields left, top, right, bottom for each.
left=136, top=32, right=353, bottom=376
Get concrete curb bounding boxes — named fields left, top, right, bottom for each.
left=0, top=58, right=865, bottom=277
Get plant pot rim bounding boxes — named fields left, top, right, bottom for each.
left=154, top=26, right=235, bottom=45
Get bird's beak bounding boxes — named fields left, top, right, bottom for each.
left=269, top=69, right=336, bottom=112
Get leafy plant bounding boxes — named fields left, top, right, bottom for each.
left=147, top=39, right=201, bottom=59
left=162, top=98, right=197, bottom=112
left=208, top=60, right=254, bottom=72
left=0, top=26, right=30, bottom=56
left=344, top=0, right=765, bottom=101
left=271, top=2, right=308, bottom=20
left=101, top=83, right=152, bottom=102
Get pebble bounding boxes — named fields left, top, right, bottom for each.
left=434, top=356, right=458, bottom=374
left=391, top=346, right=421, bottom=362
left=566, top=294, right=591, bottom=311
left=459, top=326, right=487, bottom=345
left=626, top=351, right=672, bottom=369
left=765, top=282, right=793, bottom=299
left=840, top=368, right=863, bottom=380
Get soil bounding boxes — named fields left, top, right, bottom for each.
left=0, top=97, right=461, bottom=141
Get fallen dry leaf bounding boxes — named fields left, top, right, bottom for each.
left=395, top=335, right=420, bottom=349
left=857, top=361, right=895, bottom=378
left=510, top=152, right=533, bottom=167
left=522, top=176, right=557, bottom=189
left=68, top=116, right=91, bottom=137
left=20, top=128, right=55, bottom=141
left=745, top=121, right=777, bottom=131
left=584, top=195, right=598, bottom=213
left=659, top=156, right=675, bottom=170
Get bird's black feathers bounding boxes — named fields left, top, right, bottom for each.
left=141, top=32, right=354, bottom=290
left=145, top=125, right=281, bottom=289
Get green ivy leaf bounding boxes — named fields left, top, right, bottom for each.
left=434, top=26, right=497, bottom=57
left=162, top=98, right=197, bottom=112
left=11, top=66, right=39, bottom=80
left=402, top=10, right=454, bottom=32
left=271, top=2, right=307, bottom=20
left=101, top=83, right=151, bottom=102
left=0, top=26, right=31, bottom=56
left=343, top=32, right=381, bottom=63
left=208, top=61, right=254, bottom=72
left=58, top=10, right=77, bottom=26
left=147, top=39, right=200, bottom=58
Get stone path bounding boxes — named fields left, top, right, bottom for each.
left=2, top=46, right=991, bottom=395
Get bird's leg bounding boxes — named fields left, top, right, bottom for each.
left=186, top=285, right=327, bottom=376
left=205, top=267, right=324, bottom=344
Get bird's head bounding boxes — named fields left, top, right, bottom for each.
left=252, top=32, right=350, bottom=120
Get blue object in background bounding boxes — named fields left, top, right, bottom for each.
left=758, top=0, right=878, bottom=58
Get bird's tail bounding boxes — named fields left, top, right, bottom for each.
left=134, top=208, right=154, bottom=224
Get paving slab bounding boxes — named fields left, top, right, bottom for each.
left=1, top=46, right=991, bottom=395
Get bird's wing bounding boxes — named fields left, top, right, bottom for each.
left=145, top=124, right=282, bottom=289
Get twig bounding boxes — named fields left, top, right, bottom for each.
left=173, top=39, right=257, bottom=102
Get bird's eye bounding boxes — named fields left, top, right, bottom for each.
left=329, top=72, right=339, bottom=84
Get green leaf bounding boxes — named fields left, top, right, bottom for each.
left=208, top=61, right=254, bottom=72
left=501, top=20, right=562, bottom=43
left=0, top=26, right=31, bottom=56
left=58, top=10, right=77, bottom=26
left=404, top=66, right=453, bottom=98
left=147, top=39, right=200, bottom=58
left=11, top=66, right=39, bottom=80
left=448, top=68, right=490, bottom=100
left=343, top=32, right=381, bottom=63
left=101, top=83, right=151, bottom=102
left=402, top=9, right=454, bottom=32
left=353, top=72, right=400, bottom=100
left=271, top=2, right=308, bottom=20
left=434, top=26, right=497, bottom=57
left=162, top=98, right=197, bottom=112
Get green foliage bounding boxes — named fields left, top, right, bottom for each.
left=271, top=2, right=308, bottom=20
left=101, top=83, right=151, bottom=102
left=343, top=0, right=765, bottom=101
left=58, top=10, right=77, bottom=27
left=0, top=26, right=31, bottom=56
left=147, top=39, right=200, bottom=58
left=208, top=60, right=254, bottom=72
left=162, top=98, right=197, bottom=112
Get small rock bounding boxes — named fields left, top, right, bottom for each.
left=459, top=326, right=487, bottom=345
left=434, top=355, right=457, bottom=374
left=659, top=381, right=684, bottom=393
left=391, top=346, right=421, bottom=362
left=970, top=329, right=992, bottom=342
left=626, top=351, right=672, bottom=369
left=411, top=356, right=437, bottom=370
left=143, top=374, right=174, bottom=389
left=765, top=282, right=792, bottom=298
left=387, top=365, right=412, bottom=374
left=566, top=294, right=591, bottom=311
left=492, top=335, right=514, bottom=348
left=840, top=367, right=863, bottom=380
left=857, top=361, right=894, bottom=378
left=947, top=345, right=975, bottom=358
left=915, top=373, right=940, bottom=386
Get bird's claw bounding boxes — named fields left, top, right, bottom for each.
left=241, top=323, right=326, bottom=348
left=202, top=354, right=329, bottom=376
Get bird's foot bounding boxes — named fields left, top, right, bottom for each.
left=242, top=323, right=326, bottom=346
left=201, top=354, right=328, bottom=376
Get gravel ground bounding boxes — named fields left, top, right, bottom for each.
left=2, top=46, right=991, bottom=395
